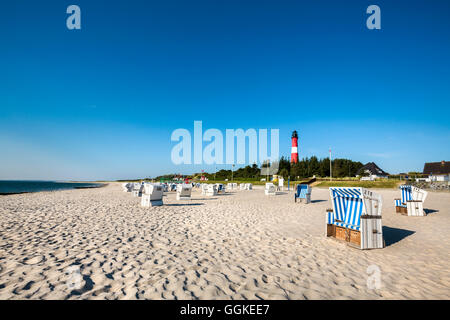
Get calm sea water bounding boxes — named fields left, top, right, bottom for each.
left=0, top=181, right=104, bottom=195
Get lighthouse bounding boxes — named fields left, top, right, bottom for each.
left=291, top=131, right=299, bottom=163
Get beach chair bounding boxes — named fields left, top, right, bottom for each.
left=206, top=184, right=217, bottom=196
left=132, top=183, right=144, bottom=197
left=215, top=184, right=225, bottom=194
left=201, top=184, right=208, bottom=195
left=326, top=187, right=383, bottom=249
left=294, top=184, right=312, bottom=203
left=394, top=185, right=412, bottom=214
left=122, top=183, right=133, bottom=192
left=245, top=183, right=253, bottom=190
left=395, top=185, right=428, bottom=216
left=394, top=185, right=428, bottom=216
left=265, top=183, right=276, bottom=196
left=239, top=183, right=246, bottom=190
left=141, top=184, right=164, bottom=207
left=176, top=184, right=192, bottom=200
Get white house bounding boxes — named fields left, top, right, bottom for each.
left=423, top=161, right=450, bottom=182
left=356, top=162, right=389, bottom=180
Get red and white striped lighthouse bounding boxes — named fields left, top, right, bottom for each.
left=291, top=131, right=299, bottom=163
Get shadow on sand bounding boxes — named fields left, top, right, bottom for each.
left=424, top=208, right=439, bottom=215
left=165, top=203, right=204, bottom=207
left=383, top=226, right=415, bottom=247
left=311, top=199, right=327, bottom=203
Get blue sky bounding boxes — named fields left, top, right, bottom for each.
left=1, top=0, right=449, bottom=180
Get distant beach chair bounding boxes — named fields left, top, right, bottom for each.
left=265, top=183, right=276, bottom=196
left=326, top=187, right=384, bottom=249
left=395, top=185, right=428, bottom=216
left=206, top=184, right=217, bottom=196
left=245, top=183, right=253, bottom=190
left=294, top=184, right=312, bottom=203
left=122, top=183, right=133, bottom=192
left=141, top=184, right=164, bottom=207
left=176, top=184, right=192, bottom=200
left=215, top=184, right=225, bottom=194
left=239, top=183, right=246, bottom=190
left=132, top=183, right=144, bottom=197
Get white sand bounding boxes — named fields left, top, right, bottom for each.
left=0, top=183, right=449, bottom=300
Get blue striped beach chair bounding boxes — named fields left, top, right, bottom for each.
left=294, top=184, right=312, bottom=203
left=395, top=185, right=428, bottom=216
left=326, top=187, right=384, bottom=249
left=394, top=185, right=412, bottom=213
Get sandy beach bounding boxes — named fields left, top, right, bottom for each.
left=0, top=183, right=449, bottom=300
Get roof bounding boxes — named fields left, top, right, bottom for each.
left=356, top=162, right=389, bottom=176
left=423, top=161, right=450, bottom=175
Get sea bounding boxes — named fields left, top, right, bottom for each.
left=0, top=181, right=104, bottom=195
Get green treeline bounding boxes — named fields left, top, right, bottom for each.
left=183, top=156, right=364, bottom=181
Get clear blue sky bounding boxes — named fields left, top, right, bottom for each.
left=1, top=0, right=449, bottom=180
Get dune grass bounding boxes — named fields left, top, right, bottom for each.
left=315, top=180, right=400, bottom=189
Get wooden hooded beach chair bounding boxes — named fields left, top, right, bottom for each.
left=265, top=183, right=276, bottom=196
left=141, top=184, right=164, bottom=207
left=176, top=184, right=192, bottom=200
left=294, top=184, right=311, bottom=203
left=395, top=185, right=428, bottom=216
left=206, top=184, right=217, bottom=196
left=132, top=182, right=144, bottom=197
left=326, top=187, right=384, bottom=249
left=215, top=183, right=226, bottom=194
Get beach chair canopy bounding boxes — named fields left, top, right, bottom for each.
left=400, top=185, right=413, bottom=204
left=176, top=184, right=192, bottom=192
left=144, top=184, right=164, bottom=200
left=328, top=187, right=381, bottom=231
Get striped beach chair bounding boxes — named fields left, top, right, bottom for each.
left=326, top=187, right=384, bottom=249
left=294, top=184, right=312, bottom=203
left=215, top=183, right=225, bottom=194
left=394, top=185, right=412, bottom=213
left=395, top=185, right=428, bottom=216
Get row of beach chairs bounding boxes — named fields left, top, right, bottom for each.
left=122, top=182, right=193, bottom=207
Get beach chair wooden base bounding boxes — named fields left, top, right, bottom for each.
left=395, top=206, right=408, bottom=215
left=327, top=224, right=381, bottom=249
